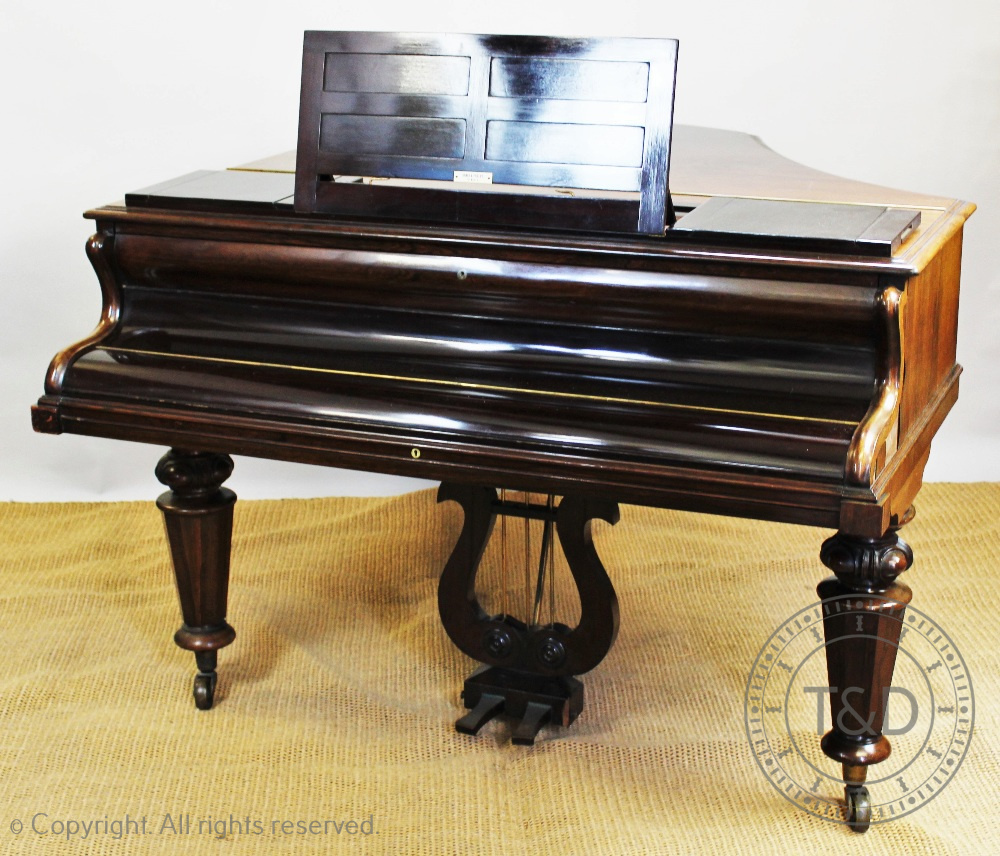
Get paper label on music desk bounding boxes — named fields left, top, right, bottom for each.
left=453, top=171, right=493, bottom=184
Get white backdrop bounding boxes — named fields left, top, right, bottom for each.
left=2, top=1, right=997, bottom=500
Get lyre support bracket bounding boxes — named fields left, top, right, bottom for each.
left=437, top=483, right=620, bottom=743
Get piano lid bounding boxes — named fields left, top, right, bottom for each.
left=235, top=126, right=959, bottom=212
left=121, top=125, right=972, bottom=269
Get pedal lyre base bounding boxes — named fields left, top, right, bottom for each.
left=456, top=665, right=584, bottom=745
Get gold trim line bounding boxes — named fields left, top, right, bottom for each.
left=100, top=346, right=857, bottom=427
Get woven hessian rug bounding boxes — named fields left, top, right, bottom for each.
left=1, top=483, right=997, bottom=855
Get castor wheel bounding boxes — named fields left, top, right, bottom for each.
left=193, top=672, right=217, bottom=710
left=845, top=785, right=871, bottom=833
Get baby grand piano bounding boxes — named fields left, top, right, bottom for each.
left=32, top=33, right=972, bottom=832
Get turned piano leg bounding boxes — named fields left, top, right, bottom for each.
left=155, top=449, right=237, bottom=710
left=817, top=512, right=914, bottom=833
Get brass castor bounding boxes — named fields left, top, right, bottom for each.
left=193, top=672, right=217, bottom=710
left=845, top=785, right=871, bottom=833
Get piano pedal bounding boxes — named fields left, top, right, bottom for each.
left=455, top=693, right=505, bottom=735
left=457, top=666, right=583, bottom=745
left=511, top=702, right=553, bottom=745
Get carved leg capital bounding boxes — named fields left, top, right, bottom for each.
left=819, top=530, right=912, bottom=592
left=155, top=447, right=234, bottom=501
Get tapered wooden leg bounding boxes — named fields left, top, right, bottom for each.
left=817, top=513, right=913, bottom=833
left=155, top=448, right=237, bottom=710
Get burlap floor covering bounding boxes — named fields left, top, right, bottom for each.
left=1, top=482, right=997, bottom=855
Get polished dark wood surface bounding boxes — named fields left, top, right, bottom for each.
left=35, top=148, right=967, bottom=534
left=295, top=32, right=678, bottom=234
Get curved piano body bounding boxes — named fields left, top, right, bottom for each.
left=32, top=117, right=971, bottom=830
left=35, top=125, right=970, bottom=535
